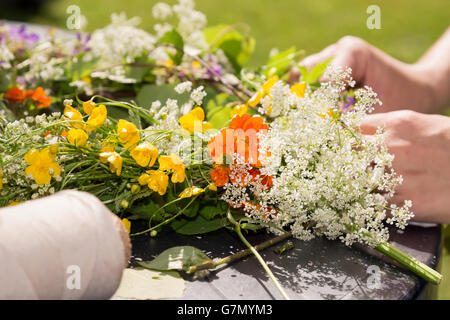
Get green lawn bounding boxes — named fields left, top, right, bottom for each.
left=3, top=0, right=450, bottom=299
left=3, top=0, right=450, bottom=66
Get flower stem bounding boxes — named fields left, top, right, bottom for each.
left=375, top=241, right=442, bottom=285
left=186, top=231, right=292, bottom=273
left=227, top=210, right=291, bottom=300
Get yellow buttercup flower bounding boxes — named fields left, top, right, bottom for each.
left=164, top=59, right=174, bottom=68
left=64, top=105, right=84, bottom=129
left=261, top=75, right=279, bottom=94
left=138, top=170, right=169, bottom=196
left=101, top=141, right=116, bottom=153
left=83, top=100, right=96, bottom=115
left=248, top=76, right=279, bottom=108
left=85, top=104, right=107, bottom=133
left=67, top=128, right=88, bottom=146
left=99, top=151, right=123, bottom=176
left=192, top=60, right=201, bottom=69
left=130, top=142, right=159, bottom=167
left=291, top=82, right=306, bottom=98
left=159, top=154, right=185, bottom=183
left=81, top=76, right=91, bottom=84
left=117, top=119, right=140, bottom=149
left=121, top=218, right=131, bottom=233
left=24, top=147, right=61, bottom=185
left=179, top=107, right=212, bottom=133
left=179, top=186, right=205, bottom=199
left=231, top=104, right=248, bottom=118
left=208, top=183, right=217, bottom=192
left=248, top=89, right=263, bottom=107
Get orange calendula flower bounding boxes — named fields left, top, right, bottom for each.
left=121, top=218, right=131, bottom=233
left=179, top=107, right=212, bottom=133
left=117, top=119, right=140, bottom=149
left=179, top=186, right=205, bottom=199
left=99, top=151, right=122, bottom=176
left=85, top=104, right=107, bottom=133
left=29, top=87, right=52, bottom=109
left=83, top=100, right=96, bottom=115
left=24, top=147, right=61, bottom=185
left=67, top=128, right=88, bottom=147
left=64, top=105, right=85, bottom=129
left=210, top=164, right=230, bottom=187
left=159, top=154, right=185, bottom=183
left=291, top=82, right=306, bottom=98
left=138, top=170, right=169, bottom=196
left=208, top=114, right=269, bottom=167
left=130, top=142, right=159, bottom=167
left=4, top=86, right=25, bottom=102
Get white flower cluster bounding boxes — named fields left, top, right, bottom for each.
left=153, top=0, right=208, bottom=50
left=0, top=113, right=63, bottom=203
left=224, top=67, right=413, bottom=247
left=87, top=13, right=156, bottom=83
left=0, top=43, right=14, bottom=69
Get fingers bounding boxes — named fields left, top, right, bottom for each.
left=300, top=43, right=337, bottom=70
left=360, top=112, right=391, bottom=135
left=300, top=36, right=370, bottom=84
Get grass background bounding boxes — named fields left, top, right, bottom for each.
left=2, top=0, right=450, bottom=299
left=2, top=0, right=450, bottom=66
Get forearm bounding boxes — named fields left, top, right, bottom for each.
left=415, top=27, right=450, bottom=113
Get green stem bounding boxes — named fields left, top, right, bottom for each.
left=187, top=231, right=292, bottom=274
left=227, top=210, right=291, bottom=300
left=375, top=241, right=442, bottom=285
left=130, top=196, right=197, bottom=237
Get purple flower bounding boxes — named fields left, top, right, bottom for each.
left=72, top=33, right=92, bottom=55
left=8, top=24, right=39, bottom=47
left=340, top=96, right=355, bottom=113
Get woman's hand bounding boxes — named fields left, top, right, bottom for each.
left=300, top=29, right=450, bottom=114
left=361, top=110, right=450, bottom=223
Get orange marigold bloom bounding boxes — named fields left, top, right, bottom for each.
left=29, top=87, right=52, bottom=108
left=4, top=86, right=25, bottom=102
left=208, top=114, right=269, bottom=167
left=210, top=164, right=230, bottom=187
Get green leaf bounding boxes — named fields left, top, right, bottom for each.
left=127, top=197, right=164, bottom=221
left=171, top=215, right=229, bottom=235
left=0, top=100, right=15, bottom=121
left=138, top=246, right=212, bottom=272
left=182, top=198, right=200, bottom=218
left=302, top=57, right=333, bottom=84
left=263, top=46, right=296, bottom=77
left=199, top=201, right=228, bottom=220
left=158, top=29, right=184, bottom=64
left=209, top=106, right=232, bottom=129
left=204, top=24, right=254, bottom=71
left=136, top=84, right=190, bottom=108
left=67, top=56, right=99, bottom=81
